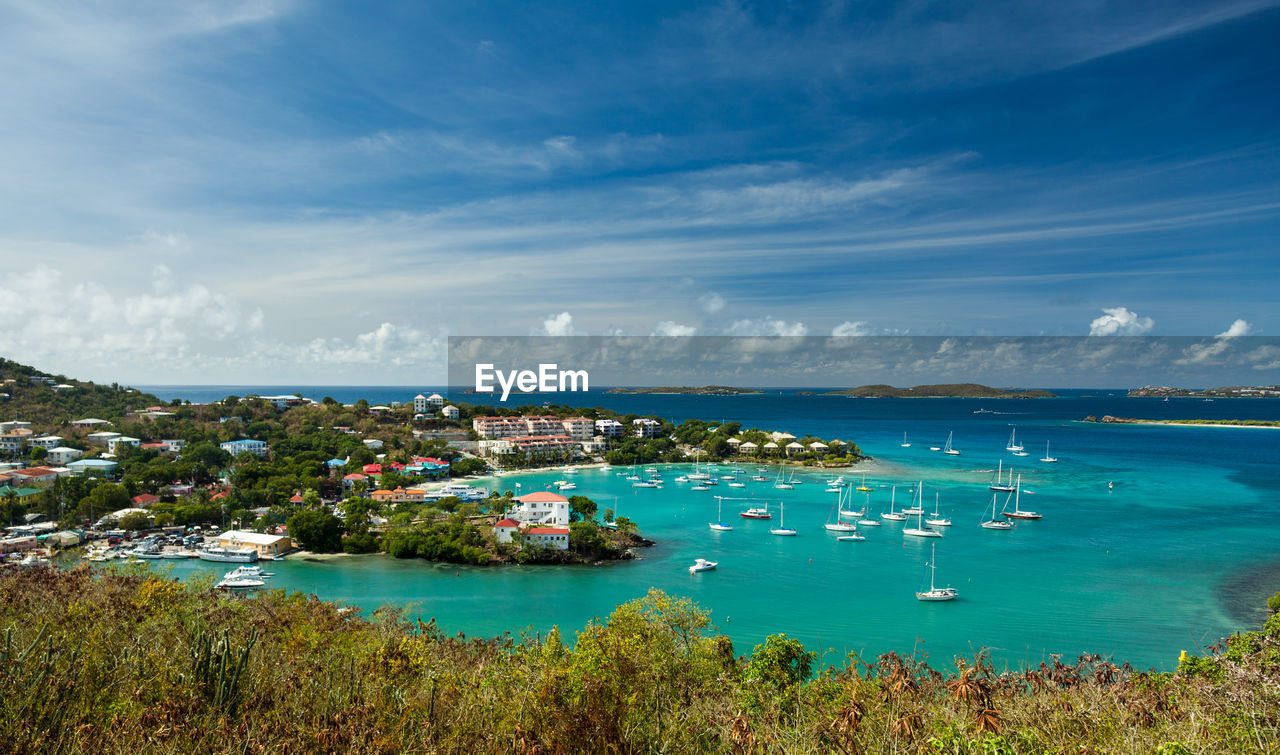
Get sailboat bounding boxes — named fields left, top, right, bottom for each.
left=900, top=481, right=924, bottom=515
left=989, top=460, right=1016, bottom=492
left=903, top=485, right=942, bottom=538
left=926, top=492, right=951, bottom=527
left=710, top=496, right=734, bottom=531
left=1002, top=475, right=1041, bottom=520
left=770, top=501, right=797, bottom=536
left=900, top=432, right=911, bottom=448
left=839, top=491, right=867, bottom=520
left=856, top=472, right=872, bottom=492
left=881, top=486, right=907, bottom=521
left=824, top=488, right=858, bottom=532
left=688, top=451, right=711, bottom=481
left=1006, top=428, right=1024, bottom=452
left=603, top=497, right=620, bottom=529
left=980, top=492, right=1013, bottom=530
left=1040, top=441, right=1058, bottom=463
left=773, top=467, right=793, bottom=490
left=915, top=543, right=957, bottom=601
left=942, top=431, right=960, bottom=455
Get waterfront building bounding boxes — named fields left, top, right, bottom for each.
left=762, top=441, right=780, bottom=454
left=473, top=416, right=529, bottom=439
left=739, top=441, right=759, bottom=454
left=508, top=491, right=571, bottom=526
left=524, top=527, right=570, bottom=551
left=218, top=530, right=293, bottom=558
left=786, top=441, right=804, bottom=455
left=594, top=418, right=624, bottom=437
left=560, top=417, right=595, bottom=441
left=633, top=418, right=661, bottom=438
left=493, top=518, right=521, bottom=544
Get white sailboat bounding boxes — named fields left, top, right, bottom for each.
left=880, top=485, right=907, bottom=521
left=943, top=431, right=960, bottom=455
left=839, top=491, right=867, bottom=520
left=926, top=492, right=952, bottom=527
left=710, top=496, right=734, bottom=531
left=603, top=496, right=620, bottom=529
left=1040, top=441, right=1058, bottom=463
left=900, top=481, right=924, bottom=515
left=915, top=543, right=957, bottom=601
left=904, top=485, right=943, bottom=538
left=770, top=500, right=797, bottom=536
left=824, top=488, right=858, bottom=532
left=773, top=467, right=793, bottom=490
left=900, top=432, right=911, bottom=448
left=989, top=460, right=1016, bottom=492
left=980, top=492, right=1013, bottom=530
left=1006, top=428, right=1024, bottom=452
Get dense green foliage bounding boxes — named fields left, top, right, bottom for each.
left=2, top=568, right=1278, bottom=753
left=285, top=509, right=345, bottom=553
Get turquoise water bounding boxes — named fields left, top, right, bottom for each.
left=145, top=391, right=1280, bottom=671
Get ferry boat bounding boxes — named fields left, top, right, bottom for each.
left=197, top=546, right=259, bottom=563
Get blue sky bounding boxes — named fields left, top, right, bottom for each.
left=0, top=0, right=1277, bottom=383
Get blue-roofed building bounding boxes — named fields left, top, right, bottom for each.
left=220, top=439, right=268, bottom=458
left=326, top=458, right=347, bottom=468
left=66, top=458, right=119, bottom=476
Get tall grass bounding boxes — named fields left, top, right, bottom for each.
left=1, top=566, right=1276, bottom=753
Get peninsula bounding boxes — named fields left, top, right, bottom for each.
left=1128, top=385, right=1280, bottom=398
left=1083, top=415, right=1280, bottom=428
left=824, top=383, right=1057, bottom=398
left=606, top=385, right=764, bottom=395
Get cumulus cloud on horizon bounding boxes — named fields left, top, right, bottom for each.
left=1088, top=306, right=1154, bottom=336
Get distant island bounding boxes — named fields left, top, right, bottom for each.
left=1128, top=385, right=1280, bottom=398
left=1083, top=415, right=1280, bottom=428
left=823, top=383, right=1057, bottom=399
left=606, top=385, right=764, bottom=395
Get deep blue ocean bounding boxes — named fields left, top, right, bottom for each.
left=139, top=385, right=1280, bottom=670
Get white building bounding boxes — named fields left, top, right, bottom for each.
left=524, top=416, right=565, bottom=435
left=427, top=393, right=444, bottom=409
left=594, top=419, right=624, bottom=438
left=220, top=439, right=268, bottom=458
left=217, top=530, right=293, bottom=558
left=507, top=491, right=571, bottom=526
left=524, top=527, right=570, bottom=551
left=71, top=418, right=112, bottom=429
left=107, top=436, right=141, bottom=453
left=47, top=447, right=84, bottom=465
left=161, top=439, right=186, bottom=453
left=0, top=421, right=31, bottom=433
left=493, top=517, right=521, bottom=544
left=413, top=394, right=429, bottom=413
left=0, top=435, right=24, bottom=456
left=28, top=435, right=64, bottom=449
left=560, top=417, right=594, bottom=441
left=88, top=431, right=122, bottom=447
left=363, top=438, right=384, bottom=450
left=633, top=418, right=661, bottom=438
left=441, top=405, right=459, bottom=420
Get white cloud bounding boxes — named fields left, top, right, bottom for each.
left=652, top=321, right=697, bottom=337
left=698, top=291, right=726, bottom=314
left=1246, top=345, right=1280, bottom=371
left=540, top=312, right=579, bottom=336
left=1088, top=307, right=1154, bottom=336
left=831, top=320, right=871, bottom=337
left=1177, top=318, right=1256, bottom=364
left=0, top=265, right=263, bottom=377
left=725, top=317, right=809, bottom=337
left=299, top=322, right=444, bottom=366
left=1218, top=318, right=1253, bottom=337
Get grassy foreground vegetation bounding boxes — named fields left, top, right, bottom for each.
left=3, top=568, right=1278, bottom=753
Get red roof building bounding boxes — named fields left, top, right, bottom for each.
left=131, top=493, right=160, bottom=507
